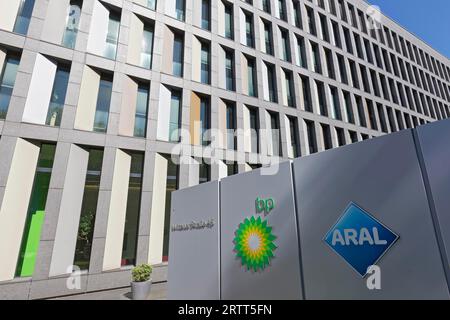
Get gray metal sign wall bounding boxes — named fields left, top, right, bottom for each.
left=168, top=119, right=450, bottom=300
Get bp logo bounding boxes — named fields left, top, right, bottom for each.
left=234, top=216, right=277, bottom=272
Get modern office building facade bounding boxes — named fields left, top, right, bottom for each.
left=0, top=0, right=449, bottom=299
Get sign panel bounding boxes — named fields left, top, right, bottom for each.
left=293, top=130, right=449, bottom=299
left=324, top=202, right=399, bottom=277
left=168, top=181, right=220, bottom=300
left=220, top=161, right=303, bottom=300
left=416, top=119, right=450, bottom=286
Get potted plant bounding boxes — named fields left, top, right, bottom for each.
left=131, top=264, right=153, bottom=300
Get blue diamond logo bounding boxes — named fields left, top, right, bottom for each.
left=324, top=202, right=399, bottom=277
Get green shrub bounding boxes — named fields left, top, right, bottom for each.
left=132, top=264, right=153, bottom=282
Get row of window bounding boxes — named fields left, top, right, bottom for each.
left=3, top=0, right=448, bottom=112
left=1, top=47, right=447, bottom=144
left=4, top=136, right=223, bottom=277
left=237, top=1, right=450, bottom=105
left=242, top=0, right=450, bottom=84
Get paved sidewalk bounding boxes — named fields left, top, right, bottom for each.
left=52, top=281, right=167, bottom=300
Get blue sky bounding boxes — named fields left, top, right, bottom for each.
left=368, top=0, right=450, bottom=59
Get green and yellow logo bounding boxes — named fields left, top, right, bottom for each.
left=234, top=216, right=277, bottom=272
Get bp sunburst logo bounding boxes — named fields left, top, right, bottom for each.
left=234, top=216, right=277, bottom=272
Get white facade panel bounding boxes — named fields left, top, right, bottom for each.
left=103, top=149, right=132, bottom=271
left=0, top=139, right=40, bottom=282
left=22, top=54, right=57, bottom=125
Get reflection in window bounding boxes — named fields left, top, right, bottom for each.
left=225, top=50, right=234, bottom=91
left=175, top=0, right=185, bottom=21
left=245, top=13, right=254, bottom=48
left=200, top=97, right=210, bottom=146
left=0, top=53, right=20, bottom=119
left=140, top=25, right=154, bottom=69
left=169, top=89, right=182, bottom=142
left=224, top=3, right=233, bottom=39
left=288, top=116, right=300, bottom=158
left=16, top=144, right=56, bottom=277
left=247, top=57, right=257, bottom=97
left=46, top=65, right=70, bottom=127
left=162, top=155, right=179, bottom=261
left=172, top=34, right=184, bottom=77
left=121, top=152, right=144, bottom=267
left=269, top=112, right=281, bottom=156
left=13, top=0, right=35, bottom=35
left=62, top=0, right=82, bottom=49
left=199, top=160, right=211, bottom=184
left=200, top=42, right=210, bottom=84
left=104, top=11, right=120, bottom=60
left=93, top=75, right=113, bottom=133
left=201, top=0, right=210, bottom=30
left=74, top=148, right=104, bottom=271
left=226, top=102, right=236, bottom=150
left=134, top=84, right=149, bottom=138
left=147, top=0, right=156, bottom=10
left=249, top=107, right=259, bottom=154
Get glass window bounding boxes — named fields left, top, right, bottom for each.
left=104, top=11, right=120, bottom=60
left=293, top=1, right=302, bottom=28
left=121, top=152, right=144, bottom=267
left=227, top=162, right=239, bottom=176
left=0, top=54, right=20, bottom=119
left=281, top=29, right=290, bottom=61
left=200, top=97, right=210, bottom=146
left=247, top=57, right=257, bottom=97
left=278, top=0, right=286, bottom=21
left=62, top=0, right=82, bottom=49
left=296, top=36, right=307, bottom=68
left=162, top=155, right=179, bottom=261
left=330, top=86, right=342, bottom=120
left=13, top=0, right=35, bottom=35
left=322, top=124, right=332, bottom=150
left=200, top=42, right=210, bottom=84
left=46, top=65, right=70, bottom=127
left=199, top=161, right=211, bottom=184
left=93, top=75, right=113, bottom=133
left=264, top=22, right=273, bottom=55
left=288, top=116, right=299, bottom=158
left=134, top=84, right=149, bottom=138
left=249, top=107, right=259, bottom=153
left=173, top=34, right=184, bottom=77
left=316, top=81, right=327, bottom=116
left=140, top=25, right=154, bottom=69
left=245, top=13, right=254, bottom=47
left=224, top=3, right=233, bottom=39
left=226, top=102, right=236, bottom=150
left=74, top=148, right=104, bottom=271
left=284, top=71, right=294, bottom=107
left=16, top=144, right=56, bottom=277
left=311, top=42, right=321, bottom=74
left=306, top=7, right=316, bottom=36
left=169, top=90, right=181, bottom=142
left=305, top=120, right=317, bottom=154
left=262, top=0, right=271, bottom=13
left=225, top=50, right=234, bottom=91
left=148, top=0, right=156, bottom=10
left=201, top=0, right=210, bottom=30
left=270, top=112, right=281, bottom=156
left=266, top=63, right=277, bottom=103
left=175, top=0, right=185, bottom=21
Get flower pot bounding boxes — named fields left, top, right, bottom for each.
left=131, top=279, right=152, bottom=300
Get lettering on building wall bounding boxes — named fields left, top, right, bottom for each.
left=171, top=218, right=215, bottom=232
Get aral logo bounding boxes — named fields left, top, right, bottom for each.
left=234, top=216, right=277, bottom=272
left=324, top=202, right=399, bottom=277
